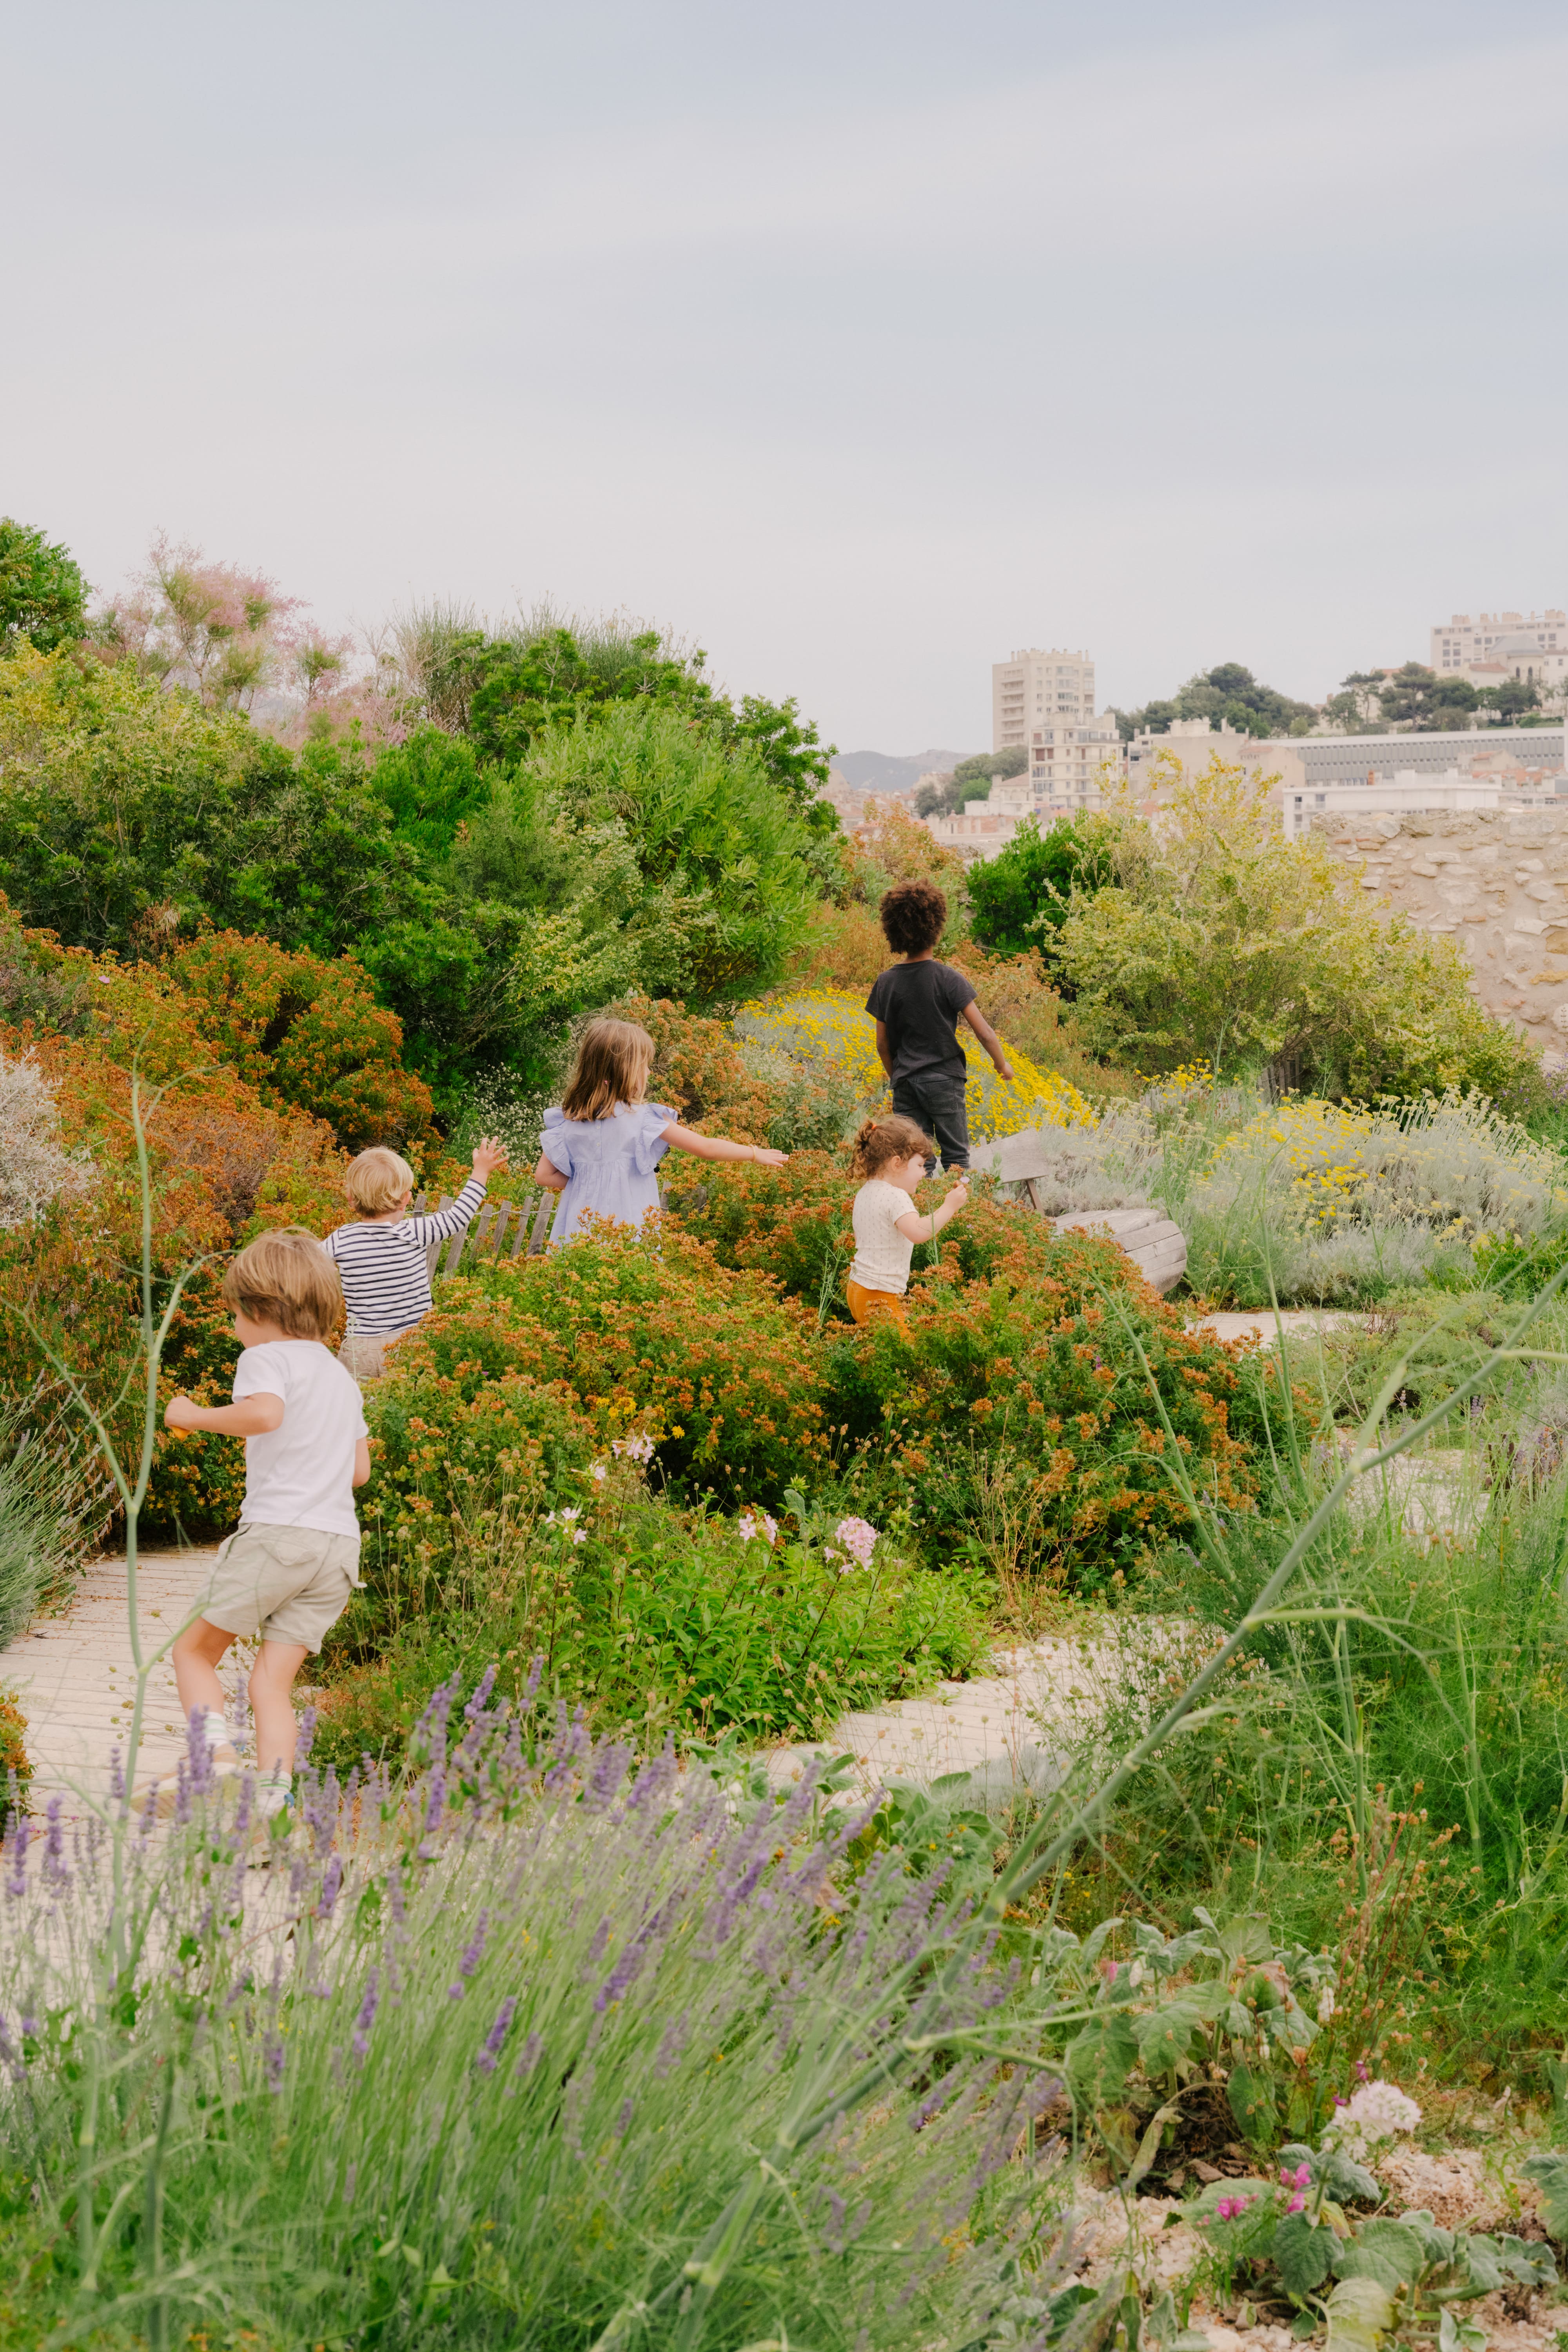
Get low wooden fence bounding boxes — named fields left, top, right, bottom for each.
left=413, top=1190, right=567, bottom=1280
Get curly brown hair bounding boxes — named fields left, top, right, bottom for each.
left=850, top=1114, right=933, bottom=1180
left=879, top=878, right=947, bottom=956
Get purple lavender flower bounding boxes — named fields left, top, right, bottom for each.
left=513, top=2029, right=543, bottom=2082
left=317, top=1855, right=343, bottom=1920
left=449, top=1909, right=490, bottom=1996
left=586, top=1740, right=631, bottom=1814
left=4, top=1817, right=31, bottom=1898
left=294, top=1705, right=318, bottom=1768
left=615, top=2096, right=634, bottom=2138
left=653, top=2009, right=690, bottom=2079
left=265, top=2036, right=285, bottom=2094
left=352, top=1966, right=380, bottom=2061
left=42, top=1797, right=69, bottom=1896
left=521, top=1651, right=544, bottom=1708
left=625, top=1742, right=678, bottom=1818
left=464, top=1664, right=499, bottom=1724
left=476, top=1995, right=517, bottom=2074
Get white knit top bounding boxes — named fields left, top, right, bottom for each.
left=849, top=1179, right=916, bottom=1296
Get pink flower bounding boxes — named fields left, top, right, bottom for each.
left=1280, top=2163, right=1311, bottom=2190
left=737, top=1512, right=778, bottom=1546
left=833, top=1516, right=878, bottom=1570
left=1214, top=2194, right=1254, bottom=2223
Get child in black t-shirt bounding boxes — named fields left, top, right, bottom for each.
left=864, top=880, right=1013, bottom=1173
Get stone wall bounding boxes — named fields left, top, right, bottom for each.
left=1314, top=806, right=1568, bottom=1063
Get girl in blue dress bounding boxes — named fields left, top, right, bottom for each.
left=535, top=1018, right=787, bottom=1245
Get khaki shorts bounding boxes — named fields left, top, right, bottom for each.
left=200, top=1523, right=362, bottom=1653
left=339, top=1325, right=419, bottom=1383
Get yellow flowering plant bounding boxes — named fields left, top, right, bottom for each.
left=735, top=989, right=1095, bottom=1140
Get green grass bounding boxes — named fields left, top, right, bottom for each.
left=1054, top=1294, right=1568, bottom=2085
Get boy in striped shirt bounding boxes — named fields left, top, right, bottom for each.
left=324, top=1138, right=506, bottom=1379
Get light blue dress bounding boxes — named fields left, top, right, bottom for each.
left=541, top=1101, right=677, bottom=1247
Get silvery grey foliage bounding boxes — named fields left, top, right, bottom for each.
left=0, top=1050, right=92, bottom=1229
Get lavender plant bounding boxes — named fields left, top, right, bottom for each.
left=0, top=1683, right=1079, bottom=2348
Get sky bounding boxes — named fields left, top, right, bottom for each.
left=5, top=0, right=1567, bottom=755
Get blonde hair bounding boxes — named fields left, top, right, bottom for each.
left=221, top=1229, right=343, bottom=1342
left=561, top=1019, right=655, bottom=1123
left=851, top=1114, right=933, bottom=1180
left=345, top=1147, right=416, bottom=1217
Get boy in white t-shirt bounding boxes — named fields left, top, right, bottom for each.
left=144, top=1228, right=370, bottom=1820
left=846, top=1113, right=971, bottom=1338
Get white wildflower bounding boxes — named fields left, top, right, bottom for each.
left=1322, top=2078, right=1421, bottom=2161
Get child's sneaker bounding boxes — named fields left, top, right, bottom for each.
left=132, top=1713, right=244, bottom=1818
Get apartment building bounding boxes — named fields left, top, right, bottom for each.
left=1432, top=610, right=1567, bottom=689
left=993, top=648, right=1096, bottom=751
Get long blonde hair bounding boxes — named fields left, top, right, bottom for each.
left=560, top=1019, right=655, bottom=1122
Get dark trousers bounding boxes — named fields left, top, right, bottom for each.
left=891, top=1073, right=970, bottom=1174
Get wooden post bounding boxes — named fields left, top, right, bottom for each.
left=423, top=1197, right=455, bottom=1280
left=510, top=1194, right=536, bottom=1259
left=527, top=1191, right=556, bottom=1255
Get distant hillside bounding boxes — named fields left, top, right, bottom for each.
left=831, top=747, right=969, bottom=795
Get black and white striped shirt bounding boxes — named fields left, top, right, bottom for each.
left=321, top=1178, right=486, bottom=1337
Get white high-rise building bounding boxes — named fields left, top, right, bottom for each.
left=993, top=647, right=1096, bottom=751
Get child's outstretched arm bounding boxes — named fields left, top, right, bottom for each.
left=895, top=1175, right=969, bottom=1246
left=661, top=1124, right=788, bottom=1169
left=960, top=1001, right=1013, bottom=1081
left=165, top=1393, right=284, bottom=1436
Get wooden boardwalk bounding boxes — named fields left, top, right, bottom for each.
left=0, top=1549, right=220, bottom=1813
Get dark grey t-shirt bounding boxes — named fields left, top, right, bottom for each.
left=866, top=960, right=977, bottom=1083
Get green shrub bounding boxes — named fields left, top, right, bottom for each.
left=966, top=812, right=1116, bottom=962
left=316, top=1462, right=988, bottom=1766
left=681, top=1169, right=1274, bottom=1589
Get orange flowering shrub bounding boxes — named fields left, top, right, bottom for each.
left=398, top=1223, right=831, bottom=1509
left=0, top=1688, right=29, bottom=1828
left=164, top=931, right=435, bottom=1149
left=671, top=1152, right=856, bottom=1307
left=822, top=1206, right=1269, bottom=1588
left=609, top=992, right=775, bottom=1140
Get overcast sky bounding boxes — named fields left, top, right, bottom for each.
left=6, top=0, right=1566, bottom=754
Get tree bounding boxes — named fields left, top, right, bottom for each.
left=94, top=535, right=305, bottom=711
left=966, top=815, right=1117, bottom=966
left=1053, top=754, right=1534, bottom=1100
left=1478, top=677, right=1541, bottom=722
left=1377, top=662, right=1479, bottom=732
left=914, top=748, right=1026, bottom=817
left=1111, top=664, right=1316, bottom=742
left=0, top=519, right=88, bottom=654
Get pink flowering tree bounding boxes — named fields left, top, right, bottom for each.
left=94, top=534, right=304, bottom=712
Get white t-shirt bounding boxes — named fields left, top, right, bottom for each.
left=232, top=1341, right=368, bottom=1542
left=849, top=1179, right=918, bottom=1296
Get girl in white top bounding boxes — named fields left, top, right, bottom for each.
left=535, top=1017, right=788, bottom=1242
left=846, top=1113, right=970, bottom=1336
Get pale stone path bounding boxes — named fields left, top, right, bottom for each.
left=0, top=1548, right=220, bottom=1812
left=765, top=1634, right=1102, bottom=1800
